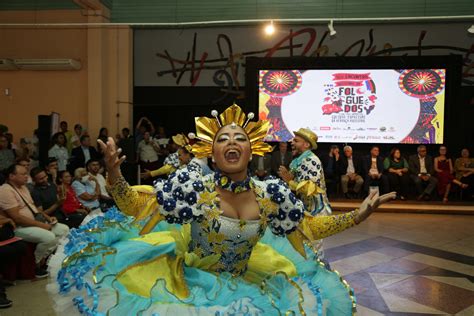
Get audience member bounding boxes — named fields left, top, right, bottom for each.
left=384, top=148, right=409, bottom=200
left=71, top=168, right=101, bottom=212
left=0, top=214, right=27, bottom=308
left=59, top=121, right=74, bottom=154
left=45, top=157, right=59, bottom=185
left=362, top=146, right=389, bottom=195
left=434, top=145, right=466, bottom=203
left=48, top=132, right=69, bottom=172
left=30, top=167, right=73, bottom=226
left=271, top=142, right=292, bottom=176
left=0, top=164, right=69, bottom=277
left=0, top=135, right=15, bottom=172
left=117, top=128, right=137, bottom=184
left=70, top=135, right=100, bottom=172
left=97, top=127, right=109, bottom=157
left=137, top=131, right=162, bottom=184
left=320, top=145, right=340, bottom=197
left=454, top=148, right=474, bottom=200
left=86, top=159, right=114, bottom=210
left=70, top=124, right=84, bottom=149
left=17, top=158, right=33, bottom=185
left=57, top=171, right=88, bottom=226
left=4, top=133, right=17, bottom=152
left=338, top=145, right=364, bottom=199
left=408, top=145, right=438, bottom=200
left=250, top=153, right=272, bottom=180
left=135, top=117, right=155, bottom=146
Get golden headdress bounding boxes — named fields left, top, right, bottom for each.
left=171, top=133, right=192, bottom=152
left=189, top=104, right=273, bottom=158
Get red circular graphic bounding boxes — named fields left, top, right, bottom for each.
left=259, top=70, right=302, bottom=97
left=398, top=69, right=445, bottom=99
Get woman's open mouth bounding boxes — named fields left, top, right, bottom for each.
left=224, top=149, right=241, bottom=163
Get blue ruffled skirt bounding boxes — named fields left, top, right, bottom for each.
left=47, top=208, right=356, bottom=315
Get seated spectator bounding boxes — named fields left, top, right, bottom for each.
left=362, top=146, right=389, bottom=195
left=17, top=158, right=33, bottom=185
left=454, top=148, right=474, bottom=201
left=434, top=145, right=467, bottom=203
left=0, top=135, right=15, bottom=173
left=250, top=153, right=272, bottom=180
left=320, top=145, right=340, bottom=197
left=384, top=148, right=409, bottom=200
left=48, top=132, right=69, bottom=172
left=70, top=124, right=84, bottom=149
left=0, top=214, right=27, bottom=308
left=57, top=171, right=88, bottom=226
left=45, top=157, right=59, bottom=185
left=338, top=145, right=364, bottom=199
left=30, top=167, right=83, bottom=228
left=409, top=145, right=438, bottom=200
left=70, top=135, right=100, bottom=173
left=86, top=159, right=114, bottom=210
left=4, top=133, right=17, bottom=153
left=71, top=168, right=101, bottom=212
left=0, top=164, right=69, bottom=277
left=271, top=142, right=292, bottom=176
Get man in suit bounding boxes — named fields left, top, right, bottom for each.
left=271, top=142, right=292, bottom=176
left=409, top=145, right=438, bottom=200
left=338, top=145, right=364, bottom=198
left=69, top=135, right=100, bottom=173
left=250, top=153, right=272, bottom=180
left=319, top=145, right=340, bottom=197
left=362, top=145, right=389, bottom=195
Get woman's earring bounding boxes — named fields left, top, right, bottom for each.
left=212, top=156, right=216, bottom=163
left=249, top=156, right=252, bottom=162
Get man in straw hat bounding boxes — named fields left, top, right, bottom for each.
left=278, top=128, right=332, bottom=257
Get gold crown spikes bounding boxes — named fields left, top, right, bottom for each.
left=189, top=104, right=273, bottom=158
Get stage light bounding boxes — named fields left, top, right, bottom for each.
left=328, top=19, right=337, bottom=36
left=468, top=24, right=474, bottom=33
left=264, top=20, right=275, bottom=35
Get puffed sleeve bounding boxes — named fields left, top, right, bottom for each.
left=288, top=155, right=325, bottom=197
left=156, top=161, right=205, bottom=225
left=263, top=178, right=305, bottom=236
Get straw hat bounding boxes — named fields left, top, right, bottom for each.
left=293, top=128, right=318, bottom=150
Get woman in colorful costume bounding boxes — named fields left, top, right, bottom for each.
left=48, top=104, right=395, bottom=315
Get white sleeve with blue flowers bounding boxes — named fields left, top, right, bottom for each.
left=295, top=154, right=324, bottom=188
left=263, top=178, right=305, bottom=236
left=154, top=161, right=206, bottom=225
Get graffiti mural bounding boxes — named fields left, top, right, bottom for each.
left=134, top=23, right=474, bottom=102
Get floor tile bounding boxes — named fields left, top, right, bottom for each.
left=382, top=276, right=474, bottom=314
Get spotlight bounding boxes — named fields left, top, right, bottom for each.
left=328, top=19, right=337, bottom=37
left=264, top=20, right=275, bottom=35
left=468, top=24, right=474, bottom=34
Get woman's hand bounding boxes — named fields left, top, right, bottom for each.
left=140, top=169, right=152, bottom=179
left=355, top=191, right=396, bottom=224
left=98, top=137, right=126, bottom=185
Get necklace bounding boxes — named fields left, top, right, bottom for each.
left=213, top=171, right=254, bottom=194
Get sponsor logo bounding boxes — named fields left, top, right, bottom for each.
left=320, top=126, right=331, bottom=131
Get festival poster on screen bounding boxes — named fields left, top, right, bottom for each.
left=259, top=69, right=446, bottom=144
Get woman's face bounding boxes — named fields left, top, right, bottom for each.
left=58, top=134, right=66, bottom=145
left=178, top=148, right=192, bottom=165
left=212, top=125, right=251, bottom=175
left=394, top=150, right=401, bottom=159
left=439, top=146, right=447, bottom=155
left=61, top=172, right=72, bottom=184
left=461, top=149, right=469, bottom=158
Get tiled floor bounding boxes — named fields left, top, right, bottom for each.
left=2, top=212, right=473, bottom=315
